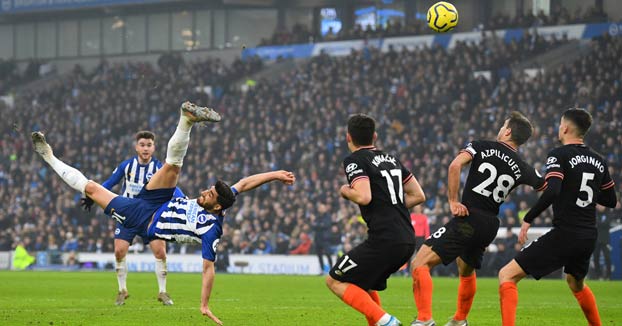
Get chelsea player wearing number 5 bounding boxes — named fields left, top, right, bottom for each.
left=326, top=114, right=426, bottom=326
left=499, top=109, right=617, bottom=326
left=410, top=112, right=546, bottom=326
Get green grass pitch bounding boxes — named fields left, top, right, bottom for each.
left=0, top=271, right=620, bottom=325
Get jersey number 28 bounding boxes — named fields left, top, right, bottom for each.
left=472, top=162, right=515, bottom=203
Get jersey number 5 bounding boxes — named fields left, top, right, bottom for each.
left=472, top=162, right=515, bottom=203
left=576, top=172, right=595, bottom=207
left=380, top=169, right=403, bottom=204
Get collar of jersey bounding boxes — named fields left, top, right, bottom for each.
left=356, top=146, right=377, bottom=151
left=498, top=141, right=517, bottom=152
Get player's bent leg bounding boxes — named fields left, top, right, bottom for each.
left=326, top=277, right=397, bottom=326
left=411, top=245, right=441, bottom=325
left=150, top=240, right=173, bottom=306
left=114, top=239, right=130, bottom=306
left=448, top=258, right=475, bottom=326
left=411, top=245, right=442, bottom=269
left=84, top=181, right=118, bottom=209
left=144, top=164, right=180, bottom=191
left=498, top=260, right=526, bottom=326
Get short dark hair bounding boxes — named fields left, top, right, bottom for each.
left=506, top=111, right=533, bottom=146
left=135, top=130, right=156, bottom=142
left=347, top=114, right=375, bottom=146
left=215, top=180, right=236, bottom=210
left=562, top=108, right=592, bottom=137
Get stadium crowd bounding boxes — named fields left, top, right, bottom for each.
left=260, top=4, right=609, bottom=46
left=1, top=31, right=620, bottom=276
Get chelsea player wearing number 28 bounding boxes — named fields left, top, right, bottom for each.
left=410, top=112, right=546, bottom=326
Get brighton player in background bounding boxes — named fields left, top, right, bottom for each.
left=326, top=114, right=426, bottom=326
left=410, top=112, right=546, bottom=326
left=32, top=102, right=295, bottom=324
left=499, top=109, right=617, bottom=326
left=81, top=131, right=184, bottom=306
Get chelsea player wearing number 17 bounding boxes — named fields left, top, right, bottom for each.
left=410, top=112, right=546, bottom=326
left=499, top=109, right=617, bottom=326
left=81, top=131, right=185, bottom=306
left=326, top=114, right=426, bottom=326
left=32, top=102, right=296, bottom=325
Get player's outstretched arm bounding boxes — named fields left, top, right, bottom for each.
left=232, top=170, right=295, bottom=194
left=448, top=152, right=472, bottom=216
left=519, top=177, right=562, bottom=244
left=403, top=175, right=426, bottom=209
left=201, top=259, right=223, bottom=325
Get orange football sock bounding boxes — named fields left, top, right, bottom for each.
left=412, top=266, right=433, bottom=321
left=499, top=282, right=518, bottom=326
left=342, top=284, right=385, bottom=325
left=572, top=285, right=601, bottom=326
left=366, top=291, right=382, bottom=326
left=454, top=273, right=476, bottom=320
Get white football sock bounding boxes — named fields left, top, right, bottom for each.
left=155, top=259, right=168, bottom=293
left=116, top=258, right=128, bottom=292
left=43, top=154, right=89, bottom=195
left=165, top=116, right=193, bottom=167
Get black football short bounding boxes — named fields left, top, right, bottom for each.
left=424, top=208, right=500, bottom=269
left=515, top=228, right=596, bottom=280
left=329, top=240, right=415, bottom=291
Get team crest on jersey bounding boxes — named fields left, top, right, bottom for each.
left=346, top=163, right=358, bottom=173
left=115, top=228, right=120, bottom=235
left=198, top=214, right=208, bottom=224
left=146, top=172, right=154, bottom=181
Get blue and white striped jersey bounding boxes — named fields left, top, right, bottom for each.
left=148, top=197, right=224, bottom=261
left=102, top=156, right=162, bottom=198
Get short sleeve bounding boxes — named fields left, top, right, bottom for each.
left=459, top=140, right=481, bottom=158
left=343, top=156, right=368, bottom=187
left=544, top=149, right=564, bottom=181
left=201, top=231, right=221, bottom=261
left=401, top=164, right=414, bottom=185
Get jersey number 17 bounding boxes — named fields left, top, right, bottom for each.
left=381, top=169, right=403, bottom=204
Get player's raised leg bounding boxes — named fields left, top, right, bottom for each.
left=326, top=277, right=400, bottom=326
left=146, top=101, right=221, bottom=191
left=32, top=132, right=117, bottom=209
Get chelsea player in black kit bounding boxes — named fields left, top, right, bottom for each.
left=411, top=112, right=546, bottom=326
left=326, top=114, right=426, bottom=326
left=499, top=109, right=617, bottom=326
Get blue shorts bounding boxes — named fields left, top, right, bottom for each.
left=114, top=222, right=151, bottom=245
left=105, top=187, right=176, bottom=243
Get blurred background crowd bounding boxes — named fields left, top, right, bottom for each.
left=260, top=4, right=609, bottom=46
left=1, top=30, right=621, bottom=276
